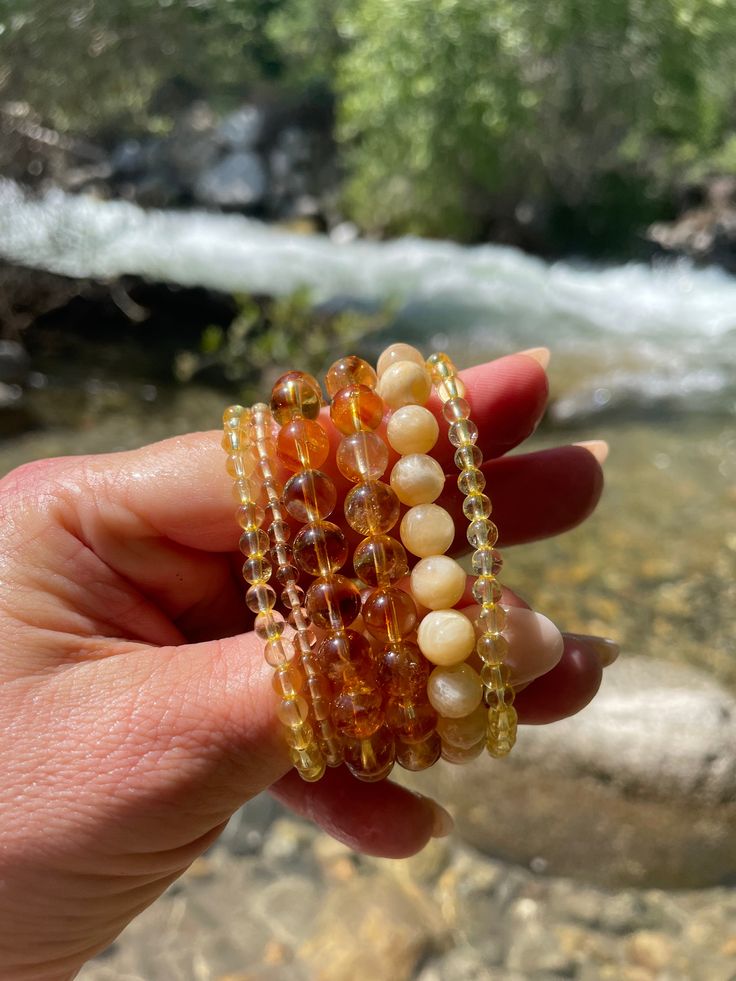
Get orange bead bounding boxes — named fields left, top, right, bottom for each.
left=283, top=469, right=337, bottom=522
left=395, top=731, right=442, bottom=771
left=385, top=695, right=437, bottom=743
left=330, top=384, right=384, bottom=434
left=305, top=575, right=362, bottom=630
left=376, top=640, right=430, bottom=697
left=362, top=586, right=417, bottom=642
left=332, top=685, right=384, bottom=739
left=336, top=431, right=389, bottom=482
left=276, top=418, right=330, bottom=471
left=344, top=725, right=395, bottom=782
left=325, top=356, right=378, bottom=397
left=270, top=370, right=323, bottom=424
left=315, top=630, right=374, bottom=688
left=293, top=520, right=348, bottom=576
left=353, top=535, right=409, bottom=586
left=344, top=480, right=400, bottom=536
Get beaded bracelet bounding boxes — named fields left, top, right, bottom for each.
left=222, top=343, right=515, bottom=782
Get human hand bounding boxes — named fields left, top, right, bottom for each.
left=0, top=353, right=607, bottom=979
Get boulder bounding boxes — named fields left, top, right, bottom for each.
left=194, top=151, right=267, bottom=209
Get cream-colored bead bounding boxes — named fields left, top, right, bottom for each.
left=377, top=342, right=425, bottom=377
left=437, top=703, right=487, bottom=748
left=377, top=361, right=432, bottom=409
left=390, top=453, right=445, bottom=506
left=410, top=555, right=466, bottom=610
left=386, top=404, right=439, bottom=455
left=416, top=609, right=476, bottom=666
left=400, top=503, right=455, bottom=557
left=427, top=663, right=483, bottom=717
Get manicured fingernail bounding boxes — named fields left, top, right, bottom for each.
left=429, top=800, right=455, bottom=838
left=518, top=346, right=551, bottom=370
left=565, top=633, right=620, bottom=667
left=574, top=439, right=609, bottom=464
left=504, top=607, right=565, bottom=684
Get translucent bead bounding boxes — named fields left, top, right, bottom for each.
left=344, top=726, right=395, bottom=782
left=467, top=517, right=498, bottom=548
left=277, top=695, right=310, bottom=728
left=396, top=731, right=442, bottom=771
left=476, top=631, right=509, bottom=662
left=264, top=636, right=291, bottom=667
left=316, top=629, right=373, bottom=686
left=417, top=609, right=476, bottom=666
left=442, top=397, right=471, bottom=422
left=435, top=375, right=466, bottom=403
left=376, top=342, right=425, bottom=376
left=474, top=603, right=508, bottom=635
left=254, top=611, right=286, bottom=641
left=385, top=695, right=437, bottom=743
left=389, top=453, right=445, bottom=506
left=427, top=663, right=484, bottom=718
left=270, top=370, right=322, bottom=424
left=441, top=737, right=484, bottom=764
left=362, top=586, right=418, bottom=642
left=268, top=518, right=291, bottom=543
left=480, top=661, right=512, bottom=691
left=236, top=502, right=265, bottom=531
left=485, top=685, right=515, bottom=710
left=290, top=745, right=326, bottom=782
left=306, top=675, right=333, bottom=721
left=221, top=430, right=240, bottom=454
left=268, top=540, right=293, bottom=571
left=486, top=704, right=518, bottom=758
left=306, top=575, right=362, bottom=630
left=353, top=535, right=409, bottom=587
left=330, top=384, right=384, bottom=434
left=222, top=404, right=245, bottom=426
left=226, top=453, right=255, bottom=479
left=463, top=493, right=492, bottom=520
left=458, top=468, right=486, bottom=495
left=410, top=555, right=467, bottom=611
left=276, top=418, right=330, bottom=471
left=471, top=545, right=499, bottom=576
left=454, top=444, right=483, bottom=470
left=344, top=480, right=400, bottom=536
left=232, top=479, right=257, bottom=505
left=436, top=703, right=487, bottom=749
left=245, top=583, right=277, bottom=614
left=426, top=351, right=456, bottom=380
left=242, top=556, right=272, bottom=584
left=293, top=521, right=348, bottom=576
left=274, top=562, right=300, bottom=586
left=239, top=527, right=270, bottom=556
left=386, top=404, right=439, bottom=455
left=284, top=721, right=315, bottom=750
left=400, top=503, right=455, bottom=558
left=336, top=431, right=389, bottom=482
left=471, top=576, right=502, bottom=606
left=325, top=355, right=378, bottom=397
left=448, top=419, right=479, bottom=447
left=377, top=361, right=432, bottom=409
left=283, top=469, right=337, bottom=522
left=272, top=660, right=305, bottom=697
left=376, top=640, right=430, bottom=697
left=332, top=686, right=384, bottom=739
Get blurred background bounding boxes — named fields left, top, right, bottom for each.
left=1, top=2, right=735, bottom=978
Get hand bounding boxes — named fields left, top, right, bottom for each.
left=0, top=353, right=606, bottom=980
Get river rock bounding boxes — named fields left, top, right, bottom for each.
left=216, top=106, right=265, bottom=152
left=399, top=656, right=736, bottom=889
left=194, top=151, right=267, bottom=209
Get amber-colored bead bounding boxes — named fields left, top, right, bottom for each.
left=276, top=417, right=330, bottom=471
left=336, top=431, right=389, bottom=482
left=239, top=527, right=270, bottom=556
left=436, top=703, right=487, bottom=749
left=236, top=502, right=265, bottom=530
left=270, top=370, right=323, bottom=424
left=293, top=521, right=348, bottom=576
left=344, top=480, right=400, bottom=536
left=242, top=556, right=272, bottom=584
left=284, top=721, right=315, bottom=750
left=283, top=469, right=337, bottom=522
left=277, top=695, right=310, bottom=728
left=306, top=575, right=362, bottom=630
left=376, top=640, right=430, bottom=697
left=225, top=452, right=256, bottom=480
left=362, top=586, right=418, bottom=642
left=396, top=731, right=442, bottom=771
left=330, top=383, right=384, bottom=434
left=486, top=704, right=518, bottom=757
left=441, top=737, right=484, bottom=764
left=353, top=535, right=409, bottom=587
left=289, top=746, right=326, bottom=782
left=272, top=660, right=305, bottom=697
left=315, top=630, right=374, bottom=687
left=223, top=404, right=245, bottom=426
left=344, top=725, right=395, bottom=782
left=385, top=696, right=437, bottom=743
left=325, top=355, right=378, bottom=397
left=332, top=685, right=384, bottom=738
left=305, top=674, right=333, bottom=721
left=442, top=396, right=471, bottom=422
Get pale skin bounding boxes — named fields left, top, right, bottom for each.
left=0, top=353, right=611, bottom=980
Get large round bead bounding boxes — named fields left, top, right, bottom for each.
left=386, top=404, right=439, bottom=455
left=306, top=575, right=362, bottom=630
left=325, top=356, right=378, bottom=397
left=336, top=431, right=389, bottom=482
left=427, top=663, right=484, bottom=718
left=362, top=586, right=418, bottom=643
left=283, top=469, right=337, bottom=522
left=344, top=725, right=395, bottom=782
left=390, top=453, right=445, bottom=506
left=332, top=685, right=384, bottom=739
left=400, top=503, right=455, bottom=557
left=377, top=361, right=432, bottom=409
left=410, top=555, right=466, bottom=610
left=330, top=384, right=384, bottom=434
left=416, top=609, right=476, bottom=666
left=353, top=535, right=408, bottom=586
left=293, top=521, right=348, bottom=576
left=270, top=370, right=322, bottom=423
left=344, top=480, right=400, bottom=536
left=276, top=418, right=330, bottom=471
left=377, top=343, right=425, bottom=377
left=376, top=640, right=430, bottom=697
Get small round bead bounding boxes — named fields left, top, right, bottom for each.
left=471, top=575, right=503, bottom=605
left=344, top=480, right=400, bottom=536
left=476, top=632, right=509, bottom=662
left=239, top=527, right=270, bottom=556
left=268, top=518, right=291, bottom=543
left=293, top=521, right=349, bottom=576
left=344, top=725, right=395, bottom=782
left=330, top=384, right=384, bottom=434
left=236, top=502, right=265, bottom=530
left=395, top=731, right=442, bottom=771
left=480, top=660, right=512, bottom=691
left=458, top=468, right=486, bottom=495
left=270, top=370, right=322, bottom=424
left=283, top=469, right=337, bottom=522
left=463, top=493, right=492, bottom=520
left=362, top=586, right=418, bottom=642
left=417, top=609, right=476, bottom=666
left=223, top=404, right=245, bottom=426
left=436, top=703, right=487, bottom=749
left=272, top=660, right=304, bottom=697
left=448, top=419, right=479, bottom=447
left=400, top=503, right=455, bottom=558
left=410, top=555, right=467, bottom=610
left=336, top=431, right=389, bottom=482
left=377, top=342, right=425, bottom=376
left=389, top=453, right=445, bottom=506
left=474, top=603, right=507, bottom=635
left=245, top=583, right=277, bottom=614
left=441, top=737, right=484, bottom=764
left=436, top=376, right=467, bottom=403
left=386, top=404, right=439, bottom=455
left=305, top=575, right=362, bottom=630
left=276, top=695, right=310, bottom=728
left=487, top=704, right=518, bottom=757
left=454, top=444, right=483, bottom=470
left=332, top=686, right=384, bottom=739
left=467, top=517, right=498, bottom=548
left=442, top=397, right=471, bottom=422
left=276, top=418, right=330, bottom=471
left=254, top=611, right=286, bottom=641
left=427, top=663, right=484, bottom=718
left=242, top=556, right=272, bottom=584
left=376, top=640, right=430, bottom=697
left=377, top=361, right=432, bottom=409
left=263, top=636, right=291, bottom=667
left=289, top=748, right=326, bottom=782
left=325, top=356, right=378, bottom=397
left=353, top=535, right=409, bottom=586
left=471, top=545, right=499, bottom=576
left=385, top=696, right=437, bottom=743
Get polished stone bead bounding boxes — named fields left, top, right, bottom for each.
left=344, top=480, right=400, bottom=537
left=471, top=575, right=502, bottom=605
left=385, top=404, right=439, bottom=455
left=442, top=397, right=471, bottom=422
left=276, top=417, right=330, bottom=471
left=332, top=685, right=384, bottom=739
left=235, top=502, right=265, bottom=530
left=409, top=554, right=467, bottom=610
left=486, top=704, right=518, bottom=757
left=400, top=503, right=455, bottom=557
left=476, top=632, right=509, bottom=662
left=272, top=660, right=305, bottom=698
left=376, top=640, right=430, bottom=697
left=457, top=467, right=486, bottom=495
left=293, top=520, right=348, bottom=576
left=330, top=383, right=384, bottom=434
left=474, top=603, right=507, bottom=635
left=385, top=695, right=438, bottom=743
left=316, top=629, right=374, bottom=688
left=454, top=444, right=483, bottom=469
left=277, top=694, right=310, bottom=728
left=254, top=611, right=286, bottom=641
left=283, top=469, right=337, bottom=522
left=353, top=535, right=409, bottom=586
left=263, top=636, right=292, bottom=667
left=377, top=342, right=425, bottom=376
left=344, top=725, right=395, bottom=782
left=463, top=493, right=492, bottom=520
left=448, top=418, right=479, bottom=447
left=395, top=731, right=442, bottom=771
left=270, top=370, right=323, bottom=423
left=467, top=517, right=498, bottom=548
left=377, top=361, right=432, bottom=409
left=362, top=586, right=418, bottom=642
left=336, top=431, right=389, bottom=481
left=441, top=737, right=485, bottom=764
left=436, top=703, right=487, bottom=749
left=416, top=609, right=476, bottom=666
left=389, top=453, right=445, bottom=506
left=305, top=575, right=362, bottom=630
left=245, top=582, right=277, bottom=614
left=427, top=663, right=484, bottom=718
left=325, top=355, right=378, bottom=397
left=242, top=556, right=272, bottom=584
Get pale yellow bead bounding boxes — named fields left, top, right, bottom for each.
left=410, top=554, right=466, bottom=610
left=390, top=453, right=445, bottom=506
left=441, top=737, right=485, bottom=764
left=416, top=609, right=476, bottom=666
left=386, top=404, right=439, bottom=455
left=377, top=361, right=432, bottom=409
left=377, top=342, right=425, bottom=377
left=437, top=703, right=487, bottom=748
left=400, top=503, right=455, bottom=557
left=427, top=663, right=483, bottom=717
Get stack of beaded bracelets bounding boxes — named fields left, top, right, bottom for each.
left=222, top=344, right=517, bottom=783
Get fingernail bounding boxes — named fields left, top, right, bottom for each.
left=429, top=800, right=455, bottom=838
left=504, top=607, right=565, bottom=684
left=564, top=633, right=620, bottom=667
left=518, top=346, right=551, bottom=370
left=574, top=439, right=609, bottom=464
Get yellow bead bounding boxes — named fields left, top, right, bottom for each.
left=344, top=480, right=400, bottom=536
left=270, top=370, right=323, bottom=424
left=416, top=609, right=476, bottom=666
left=377, top=342, right=425, bottom=377
left=325, top=356, right=378, bottom=397
left=389, top=453, right=445, bottom=506
left=344, top=726, right=395, bottom=782
left=386, top=404, right=439, bottom=455
left=277, top=695, right=310, bottom=728
left=427, top=663, right=483, bottom=718
left=377, top=361, right=432, bottom=409
left=400, top=503, right=455, bottom=558
left=395, top=731, right=442, bottom=771
left=409, top=555, right=466, bottom=610
left=336, top=431, right=389, bottom=482
left=486, top=704, right=518, bottom=757
left=353, top=534, right=409, bottom=586
left=467, top=517, right=498, bottom=548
